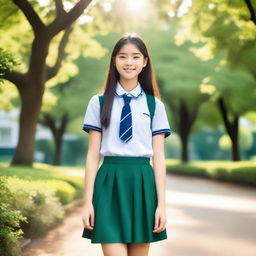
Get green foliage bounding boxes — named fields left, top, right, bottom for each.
left=166, top=159, right=256, bottom=186
left=0, top=163, right=84, bottom=201
left=168, top=163, right=209, bottom=178
left=45, top=179, right=77, bottom=205
left=219, top=127, right=254, bottom=151
left=0, top=48, right=19, bottom=82
left=176, top=0, right=256, bottom=75
left=6, top=177, right=64, bottom=238
left=0, top=0, right=21, bottom=31
left=0, top=163, right=84, bottom=244
left=230, top=167, right=256, bottom=186
left=204, top=66, right=256, bottom=116
left=0, top=176, right=27, bottom=256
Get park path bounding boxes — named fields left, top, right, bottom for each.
left=23, top=174, right=256, bottom=256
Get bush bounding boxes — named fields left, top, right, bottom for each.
left=230, top=167, right=256, bottom=186
left=45, top=179, right=77, bottom=205
left=6, top=177, right=64, bottom=238
left=0, top=177, right=27, bottom=256
left=166, top=159, right=256, bottom=187
left=212, top=168, right=230, bottom=181
left=167, top=164, right=210, bottom=178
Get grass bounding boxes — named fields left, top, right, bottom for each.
left=0, top=162, right=84, bottom=192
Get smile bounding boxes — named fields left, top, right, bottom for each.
left=124, top=68, right=135, bottom=71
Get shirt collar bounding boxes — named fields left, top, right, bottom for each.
left=115, top=81, right=142, bottom=98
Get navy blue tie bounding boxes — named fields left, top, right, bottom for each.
left=119, top=94, right=133, bottom=143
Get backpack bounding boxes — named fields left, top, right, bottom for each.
left=98, top=93, right=155, bottom=129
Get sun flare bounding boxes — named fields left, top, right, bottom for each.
left=126, top=0, right=147, bottom=12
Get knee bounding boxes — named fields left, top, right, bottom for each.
left=128, top=243, right=150, bottom=256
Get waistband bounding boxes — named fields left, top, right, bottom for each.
left=103, top=156, right=150, bottom=164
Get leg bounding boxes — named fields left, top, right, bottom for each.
left=101, top=243, right=128, bottom=256
left=128, top=243, right=150, bottom=256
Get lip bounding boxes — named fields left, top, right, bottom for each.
left=124, top=68, right=135, bottom=73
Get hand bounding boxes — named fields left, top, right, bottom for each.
left=81, top=203, right=95, bottom=230
left=153, top=206, right=167, bottom=233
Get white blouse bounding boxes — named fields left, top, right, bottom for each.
left=82, top=81, right=171, bottom=157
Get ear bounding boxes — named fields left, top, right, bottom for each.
left=143, top=57, right=148, bottom=67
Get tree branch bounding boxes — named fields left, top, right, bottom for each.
left=244, top=0, right=256, bottom=25
left=1, top=70, right=26, bottom=91
left=12, top=0, right=45, bottom=34
left=49, top=0, right=92, bottom=35
left=46, top=25, right=73, bottom=81
left=217, top=97, right=231, bottom=136
left=54, top=0, right=66, bottom=17
left=39, top=113, right=57, bottom=135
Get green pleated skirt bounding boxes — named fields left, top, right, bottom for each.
left=82, top=156, right=168, bottom=243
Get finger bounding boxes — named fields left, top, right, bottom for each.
left=83, top=216, right=93, bottom=230
left=153, top=216, right=160, bottom=230
left=159, top=220, right=167, bottom=232
left=90, top=213, right=94, bottom=227
left=154, top=218, right=165, bottom=233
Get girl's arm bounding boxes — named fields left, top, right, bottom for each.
left=152, top=133, right=166, bottom=207
left=83, top=130, right=102, bottom=206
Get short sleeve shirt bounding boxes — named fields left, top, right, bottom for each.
left=82, top=82, right=171, bottom=157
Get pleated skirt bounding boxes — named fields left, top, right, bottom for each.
left=82, top=156, right=168, bottom=243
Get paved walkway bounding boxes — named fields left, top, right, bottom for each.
left=23, top=175, right=256, bottom=256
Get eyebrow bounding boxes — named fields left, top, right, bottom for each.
left=117, top=52, right=142, bottom=55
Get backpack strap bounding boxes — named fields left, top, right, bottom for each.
left=98, top=95, right=104, bottom=111
left=145, top=93, right=156, bottom=129
left=98, top=93, right=155, bottom=129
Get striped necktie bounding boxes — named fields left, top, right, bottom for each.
left=119, top=94, right=133, bottom=143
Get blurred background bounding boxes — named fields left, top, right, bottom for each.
left=0, top=0, right=256, bottom=256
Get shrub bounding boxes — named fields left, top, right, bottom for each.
left=166, top=159, right=256, bottom=187
left=230, top=167, right=256, bottom=186
left=6, top=177, right=64, bottom=238
left=45, top=179, right=77, bottom=205
left=167, top=164, right=209, bottom=178
left=0, top=177, right=27, bottom=256
left=211, top=168, right=230, bottom=181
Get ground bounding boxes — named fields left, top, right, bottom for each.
left=23, top=174, right=256, bottom=256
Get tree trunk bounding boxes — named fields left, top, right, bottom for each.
left=217, top=98, right=240, bottom=161
left=11, top=84, right=44, bottom=166
left=180, top=130, right=189, bottom=162
left=52, top=115, right=69, bottom=165
left=172, top=100, right=199, bottom=163
left=5, top=0, right=91, bottom=166
left=230, top=116, right=240, bottom=161
left=53, top=134, right=62, bottom=166
left=39, top=113, right=69, bottom=166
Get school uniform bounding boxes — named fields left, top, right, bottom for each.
left=81, top=81, right=171, bottom=243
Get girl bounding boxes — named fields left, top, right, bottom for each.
left=81, top=32, right=171, bottom=256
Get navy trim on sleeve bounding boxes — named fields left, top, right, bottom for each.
left=83, top=124, right=102, bottom=133
left=152, top=129, right=171, bottom=138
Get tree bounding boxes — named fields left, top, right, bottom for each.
left=0, top=0, right=93, bottom=166
left=175, top=0, right=256, bottom=77
left=199, top=62, right=256, bottom=161
left=38, top=52, right=108, bottom=165
left=138, top=27, right=218, bottom=162
left=171, top=0, right=256, bottom=161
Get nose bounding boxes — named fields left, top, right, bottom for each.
left=125, top=57, right=133, bottom=65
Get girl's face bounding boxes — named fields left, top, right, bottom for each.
left=114, top=43, right=148, bottom=81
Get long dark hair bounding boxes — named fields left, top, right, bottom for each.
left=100, top=32, right=160, bottom=129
